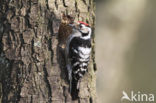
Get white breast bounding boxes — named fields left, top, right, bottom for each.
left=78, top=47, right=91, bottom=55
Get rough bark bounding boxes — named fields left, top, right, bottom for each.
left=0, top=0, right=96, bottom=103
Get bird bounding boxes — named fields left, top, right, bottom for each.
left=65, top=21, right=92, bottom=100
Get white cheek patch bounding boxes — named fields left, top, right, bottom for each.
left=81, top=28, right=88, bottom=33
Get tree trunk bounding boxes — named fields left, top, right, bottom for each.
left=0, top=0, right=96, bottom=103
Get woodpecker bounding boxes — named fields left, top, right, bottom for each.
left=65, top=21, right=92, bottom=99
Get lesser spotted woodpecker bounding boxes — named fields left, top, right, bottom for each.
left=65, top=21, right=92, bottom=99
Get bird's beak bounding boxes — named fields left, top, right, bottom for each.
left=68, top=22, right=79, bottom=29
left=68, top=24, right=75, bottom=27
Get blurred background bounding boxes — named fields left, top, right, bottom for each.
left=96, top=0, right=156, bottom=103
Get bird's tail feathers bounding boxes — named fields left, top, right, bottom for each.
left=71, top=77, right=79, bottom=100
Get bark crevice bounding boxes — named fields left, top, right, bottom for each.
left=43, top=62, right=52, bottom=103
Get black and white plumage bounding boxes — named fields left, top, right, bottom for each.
left=65, top=21, right=92, bottom=99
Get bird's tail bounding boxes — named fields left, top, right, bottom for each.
left=67, top=65, right=79, bottom=100
left=71, top=77, right=79, bottom=100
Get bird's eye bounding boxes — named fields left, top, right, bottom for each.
left=80, top=25, right=82, bottom=29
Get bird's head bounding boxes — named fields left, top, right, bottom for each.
left=77, top=21, right=91, bottom=36
left=68, top=21, right=92, bottom=39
